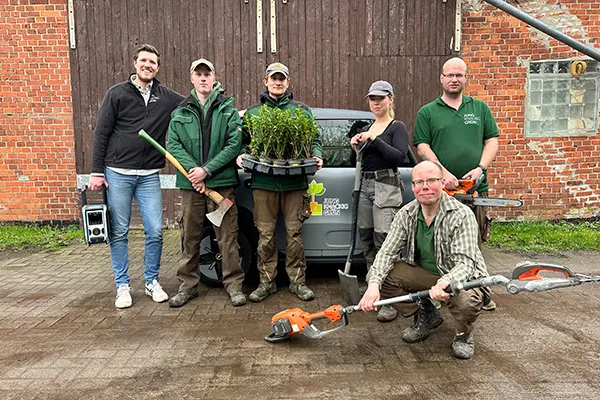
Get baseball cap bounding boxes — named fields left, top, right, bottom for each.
left=265, top=62, right=289, bottom=78
left=190, top=58, right=215, bottom=74
left=365, top=80, right=394, bottom=97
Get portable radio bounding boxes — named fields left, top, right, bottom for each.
left=81, top=184, right=111, bottom=245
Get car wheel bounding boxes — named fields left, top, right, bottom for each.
left=199, top=225, right=253, bottom=287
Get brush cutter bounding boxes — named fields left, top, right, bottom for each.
left=338, top=141, right=370, bottom=305
left=265, top=262, right=600, bottom=342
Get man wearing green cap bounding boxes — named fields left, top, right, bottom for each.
left=237, top=62, right=323, bottom=302
left=167, top=58, right=246, bottom=308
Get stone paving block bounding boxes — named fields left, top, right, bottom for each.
left=0, top=379, right=32, bottom=390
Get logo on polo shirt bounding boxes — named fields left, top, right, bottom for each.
left=463, top=113, right=480, bottom=125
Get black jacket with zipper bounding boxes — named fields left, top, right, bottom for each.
left=91, top=74, right=184, bottom=174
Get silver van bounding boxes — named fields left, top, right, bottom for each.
left=198, top=108, right=417, bottom=285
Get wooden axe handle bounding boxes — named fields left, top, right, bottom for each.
left=138, top=129, right=223, bottom=204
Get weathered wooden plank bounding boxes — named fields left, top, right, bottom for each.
left=276, top=0, right=289, bottom=64
left=255, top=0, right=268, bottom=104
left=338, top=0, right=349, bottom=109
left=84, top=1, right=97, bottom=173
left=116, top=0, right=128, bottom=80
left=230, top=0, right=242, bottom=106
left=239, top=0, right=253, bottom=108
left=213, top=0, right=225, bottom=77
left=322, top=0, right=333, bottom=107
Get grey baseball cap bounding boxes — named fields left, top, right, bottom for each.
left=190, top=58, right=215, bottom=74
left=265, top=62, right=289, bottom=78
left=365, top=80, right=394, bottom=97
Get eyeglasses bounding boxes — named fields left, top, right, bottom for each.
left=411, top=177, right=443, bottom=188
left=441, top=73, right=466, bottom=80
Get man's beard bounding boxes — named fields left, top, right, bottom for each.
left=136, top=72, right=154, bottom=84
left=444, top=86, right=463, bottom=98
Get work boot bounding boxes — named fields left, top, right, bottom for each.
left=377, top=304, right=398, bottom=322
left=289, top=282, right=315, bottom=301
left=168, top=291, right=198, bottom=308
left=482, top=298, right=497, bottom=311
left=249, top=282, right=277, bottom=302
left=229, top=290, right=247, bottom=307
left=401, top=300, right=444, bottom=343
left=452, top=332, right=475, bottom=359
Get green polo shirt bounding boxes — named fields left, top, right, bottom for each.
left=413, top=95, right=499, bottom=192
left=415, top=210, right=439, bottom=276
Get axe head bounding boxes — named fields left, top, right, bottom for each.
left=206, top=198, right=233, bottom=227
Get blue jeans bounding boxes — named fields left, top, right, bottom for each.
left=105, top=169, right=163, bottom=287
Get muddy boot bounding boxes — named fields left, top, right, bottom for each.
left=168, top=291, right=198, bottom=308
left=482, top=298, right=497, bottom=311
left=401, top=300, right=444, bottom=343
left=229, top=290, right=247, bottom=307
left=451, top=332, right=475, bottom=359
left=377, top=304, right=398, bottom=322
left=249, top=282, right=277, bottom=302
left=289, top=282, right=315, bottom=301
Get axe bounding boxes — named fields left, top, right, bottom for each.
left=138, top=130, right=233, bottom=227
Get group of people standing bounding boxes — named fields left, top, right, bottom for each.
left=89, top=45, right=323, bottom=310
left=90, top=44, right=499, bottom=360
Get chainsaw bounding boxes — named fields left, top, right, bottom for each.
left=265, top=262, right=600, bottom=342
left=443, top=172, right=522, bottom=207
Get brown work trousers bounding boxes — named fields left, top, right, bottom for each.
left=379, top=261, right=484, bottom=334
left=177, top=187, right=244, bottom=294
left=253, top=189, right=310, bottom=284
left=474, top=191, right=491, bottom=246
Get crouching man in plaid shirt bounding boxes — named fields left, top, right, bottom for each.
left=358, top=160, right=490, bottom=359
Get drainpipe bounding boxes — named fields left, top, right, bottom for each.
left=483, top=0, right=600, bottom=62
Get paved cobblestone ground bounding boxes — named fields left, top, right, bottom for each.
left=1, top=230, right=599, bottom=399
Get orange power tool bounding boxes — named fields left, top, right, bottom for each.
left=443, top=172, right=522, bottom=207
left=265, top=263, right=600, bottom=343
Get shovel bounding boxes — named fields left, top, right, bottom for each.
left=138, top=130, right=232, bottom=227
left=338, top=141, right=370, bottom=305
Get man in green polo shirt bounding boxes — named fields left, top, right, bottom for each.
left=358, top=161, right=489, bottom=360
left=413, top=57, right=499, bottom=244
left=414, top=57, right=499, bottom=311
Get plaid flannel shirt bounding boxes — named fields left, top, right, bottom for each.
left=368, top=192, right=489, bottom=288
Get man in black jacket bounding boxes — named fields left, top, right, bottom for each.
left=89, top=44, right=183, bottom=309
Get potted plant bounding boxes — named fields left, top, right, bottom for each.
left=244, top=105, right=319, bottom=176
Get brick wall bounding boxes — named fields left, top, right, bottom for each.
left=0, top=0, right=78, bottom=223
left=462, top=0, right=600, bottom=220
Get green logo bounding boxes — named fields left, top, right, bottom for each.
left=307, top=180, right=326, bottom=215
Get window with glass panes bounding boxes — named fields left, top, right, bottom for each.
left=525, top=59, right=598, bottom=137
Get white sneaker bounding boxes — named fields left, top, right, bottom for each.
left=115, top=284, right=132, bottom=309
left=145, top=279, right=168, bottom=303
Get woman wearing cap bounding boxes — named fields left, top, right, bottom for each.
left=350, top=80, right=409, bottom=322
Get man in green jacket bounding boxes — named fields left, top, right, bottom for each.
left=167, top=58, right=246, bottom=307
left=237, top=62, right=323, bottom=302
